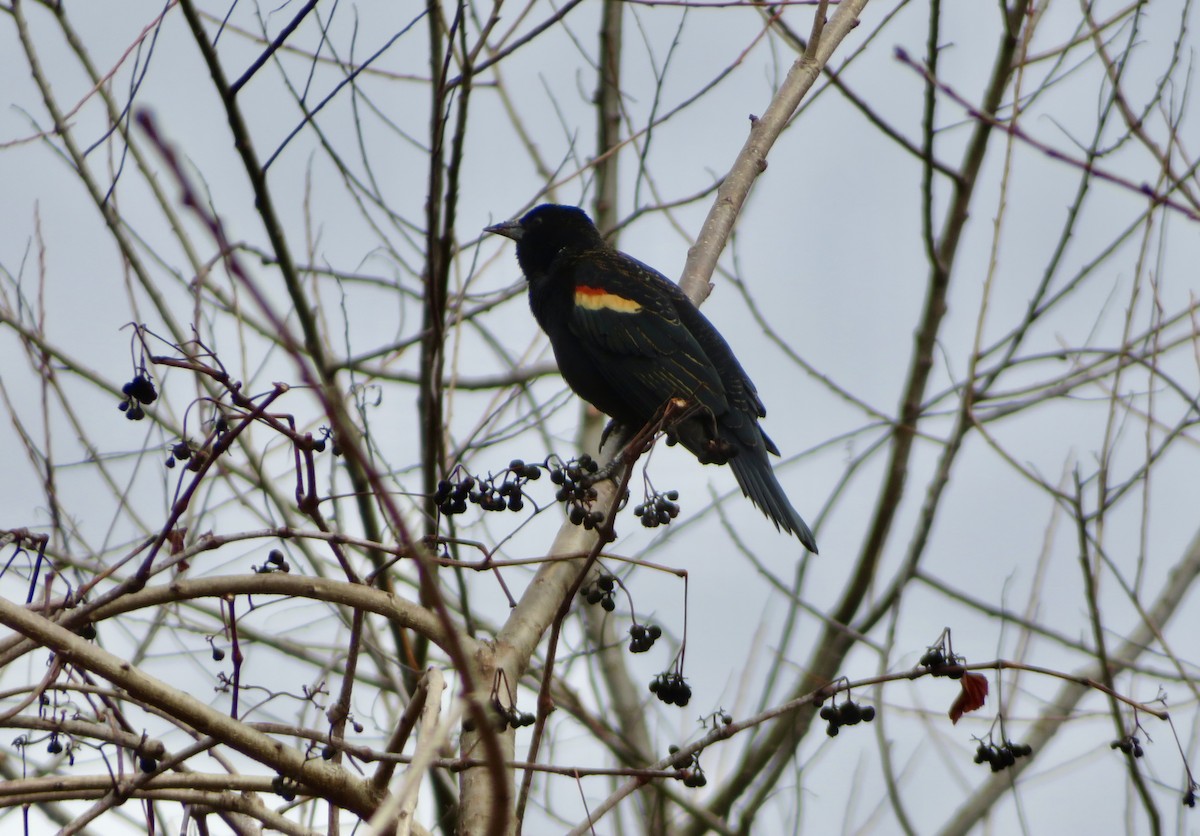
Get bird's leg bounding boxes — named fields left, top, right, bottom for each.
left=663, top=399, right=736, bottom=465
left=585, top=430, right=646, bottom=486
left=584, top=401, right=682, bottom=487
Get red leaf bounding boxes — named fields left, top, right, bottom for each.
left=949, top=672, right=989, bottom=724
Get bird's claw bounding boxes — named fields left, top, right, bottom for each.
left=696, top=437, right=737, bottom=466
left=599, top=419, right=623, bottom=452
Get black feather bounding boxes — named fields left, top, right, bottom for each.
left=486, top=204, right=817, bottom=553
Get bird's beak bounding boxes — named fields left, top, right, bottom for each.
left=484, top=219, right=523, bottom=241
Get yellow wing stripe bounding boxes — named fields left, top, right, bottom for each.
left=575, top=286, right=643, bottom=313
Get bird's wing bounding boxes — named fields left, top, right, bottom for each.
left=558, top=250, right=730, bottom=422
left=664, top=283, right=780, bottom=455
left=660, top=276, right=768, bottom=419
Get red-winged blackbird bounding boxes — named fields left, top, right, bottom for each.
left=486, top=204, right=817, bottom=553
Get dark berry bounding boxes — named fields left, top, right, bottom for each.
left=128, top=374, right=158, bottom=404
left=675, top=680, right=692, bottom=706
left=920, top=649, right=946, bottom=668
left=838, top=701, right=862, bottom=725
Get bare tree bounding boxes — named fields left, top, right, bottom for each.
left=1, top=1, right=1197, bottom=834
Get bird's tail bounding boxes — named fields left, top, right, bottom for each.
left=727, top=445, right=818, bottom=554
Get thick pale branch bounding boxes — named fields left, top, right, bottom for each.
left=678, top=0, right=868, bottom=302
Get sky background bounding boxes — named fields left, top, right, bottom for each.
left=2, top=1, right=1199, bottom=833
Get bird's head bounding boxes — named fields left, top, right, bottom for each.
left=485, top=204, right=605, bottom=278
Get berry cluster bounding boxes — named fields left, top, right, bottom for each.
left=628, top=622, right=662, bottom=653
left=1185, top=787, right=1196, bottom=808
left=550, top=455, right=606, bottom=529
left=462, top=697, right=536, bottom=733
left=974, top=740, right=1033, bottom=772
left=649, top=671, right=692, bottom=707
left=271, top=774, right=299, bottom=801
left=118, top=374, right=158, bottom=421
left=495, top=701, right=536, bottom=731
left=919, top=646, right=965, bottom=678
left=580, top=574, right=618, bottom=612
left=138, top=754, right=158, bottom=773
left=434, top=459, right=543, bottom=517
left=434, top=475, right=473, bottom=516
left=818, top=700, right=876, bottom=737
left=40, top=732, right=76, bottom=765
left=165, top=441, right=197, bottom=471
left=254, top=549, right=291, bottom=574
left=633, top=489, right=680, bottom=528
left=667, top=745, right=707, bottom=788
left=1110, top=734, right=1144, bottom=758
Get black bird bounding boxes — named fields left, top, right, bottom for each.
left=486, top=204, right=817, bottom=553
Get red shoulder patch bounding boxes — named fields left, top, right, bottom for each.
left=575, top=285, right=643, bottom=313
